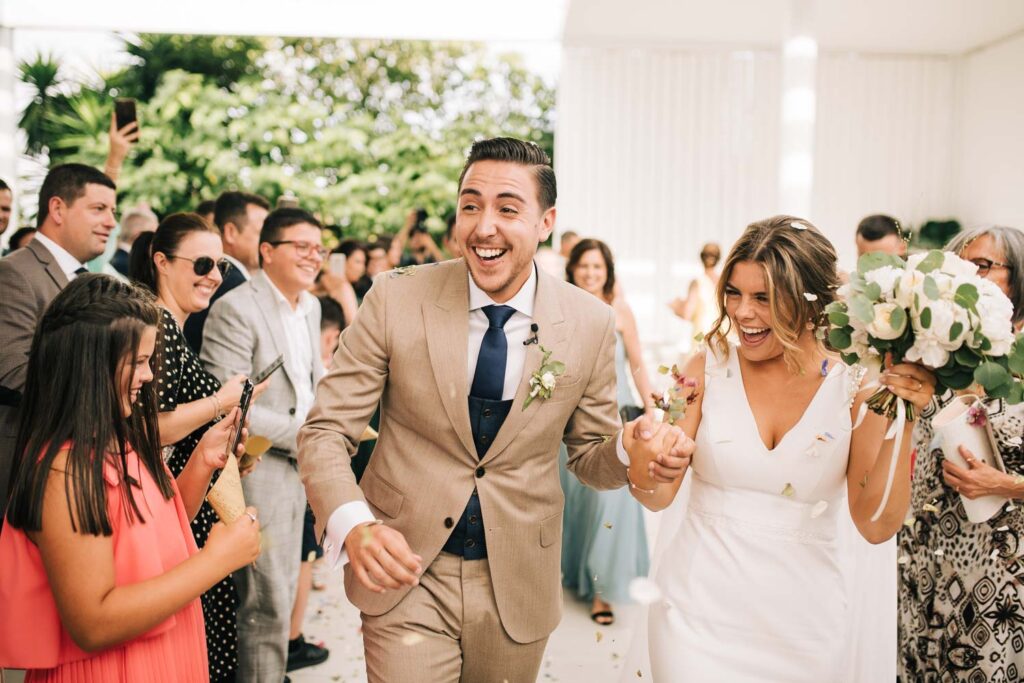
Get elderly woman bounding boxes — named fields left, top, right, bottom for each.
left=898, top=225, right=1024, bottom=682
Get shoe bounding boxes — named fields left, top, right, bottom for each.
left=287, top=634, right=330, bottom=673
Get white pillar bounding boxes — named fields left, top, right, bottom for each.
left=777, top=0, right=817, bottom=218
left=0, top=21, right=17, bottom=235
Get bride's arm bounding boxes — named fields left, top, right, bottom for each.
left=629, top=352, right=704, bottom=511
left=846, top=363, right=936, bottom=543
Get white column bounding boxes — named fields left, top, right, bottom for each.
left=0, top=21, right=17, bottom=235
left=777, top=0, right=817, bottom=218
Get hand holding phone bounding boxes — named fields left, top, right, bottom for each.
left=230, top=379, right=255, bottom=456
left=114, top=98, right=137, bottom=130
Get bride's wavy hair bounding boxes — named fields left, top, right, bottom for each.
left=706, top=215, right=840, bottom=372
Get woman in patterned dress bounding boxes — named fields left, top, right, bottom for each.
left=898, top=226, right=1024, bottom=682
left=129, top=213, right=266, bottom=682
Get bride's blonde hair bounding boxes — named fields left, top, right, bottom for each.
left=706, top=215, right=840, bottom=372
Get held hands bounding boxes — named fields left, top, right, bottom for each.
left=880, top=362, right=937, bottom=413
left=942, top=445, right=1016, bottom=499
left=205, top=506, right=262, bottom=573
left=622, top=413, right=694, bottom=487
left=345, top=522, right=423, bottom=594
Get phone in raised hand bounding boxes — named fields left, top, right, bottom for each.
left=114, top=98, right=137, bottom=130
left=230, top=379, right=255, bottom=456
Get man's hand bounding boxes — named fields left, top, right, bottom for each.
left=622, top=415, right=694, bottom=485
left=345, top=522, right=423, bottom=594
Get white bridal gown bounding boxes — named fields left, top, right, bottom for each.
left=645, top=346, right=871, bottom=682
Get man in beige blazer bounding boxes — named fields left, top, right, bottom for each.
left=0, top=164, right=118, bottom=510
left=298, top=138, right=691, bottom=682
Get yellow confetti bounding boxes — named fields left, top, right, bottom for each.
left=781, top=483, right=795, bottom=498
left=595, top=631, right=603, bottom=643
left=903, top=516, right=915, bottom=528
left=922, top=503, right=940, bottom=513
left=604, top=522, right=613, bottom=529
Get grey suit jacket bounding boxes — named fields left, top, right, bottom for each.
left=200, top=272, right=324, bottom=455
left=0, top=239, right=70, bottom=505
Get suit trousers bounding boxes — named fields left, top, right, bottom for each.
left=361, top=552, right=549, bottom=683
left=234, top=452, right=306, bottom=682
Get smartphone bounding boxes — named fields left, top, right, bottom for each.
left=114, top=98, right=137, bottom=130
left=230, top=379, right=255, bottom=456
left=328, top=252, right=346, bottom=275
left=253, top=355, right=285, bottom=385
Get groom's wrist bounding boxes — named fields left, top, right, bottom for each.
left=325, top=501, right=377, bottom=569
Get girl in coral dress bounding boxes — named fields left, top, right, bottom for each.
left=0, top=275, right=261, bottom=682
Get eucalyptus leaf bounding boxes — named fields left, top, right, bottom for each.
left=916, top=250, right=944, bottom=274
left=1009, top=339, right=1024, bottom=375
left=954, top=283, right=980, bottom=310
left=841, top=352, right=861, bottom=366
left=547, top=361, right=566, bottom=374
left=864, top=282, right=882, bottom=301
left=920, top=307, right=932, bottom=329
left=923, top=276, right=940, bottom=301
left=857, top=252, right=905, bottom=275
left=949, top=322, right=963, bottom=343
left=849, top=295, right=874, bottom=324
left=975, top=362, right=1011, bottom=391
left=954, top=347, right=981, bottom=368
left=828, top=309, right=850, bottom=327
left=828, top=328, right=852, bottom=350
left=889, top=306, right=907, bottom=333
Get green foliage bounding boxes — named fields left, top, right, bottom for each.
left=18, top=35, right=555, bottom=238
left=856, top=251, right=904, bottom=275
left=913, top=220, right=961, bottom=250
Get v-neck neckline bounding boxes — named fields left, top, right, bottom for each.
left=732, top=351, right=842, bottom=454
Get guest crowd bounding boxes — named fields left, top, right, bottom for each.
left=0, top=113, right=1022, bottom=683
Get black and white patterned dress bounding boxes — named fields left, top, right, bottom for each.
left=898, top=391, right=1024, bottom=682
left=155, top=308, right=238, bottom=683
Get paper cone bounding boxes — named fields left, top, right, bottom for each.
left=360, top=425, right=379, bottom=442
left=933, top=396, right=1007, bottom=523
left=207, top=453, right=246, bottom=523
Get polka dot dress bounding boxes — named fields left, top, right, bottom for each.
left=156, top=309, right=238, bottom=683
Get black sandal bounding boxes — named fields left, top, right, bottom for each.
left=591, top=609, right=615, bottom=626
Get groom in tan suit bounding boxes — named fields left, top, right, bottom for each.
left=298, top=138, right=689, bottom=682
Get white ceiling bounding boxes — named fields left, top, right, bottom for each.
left=563, top=0, right=1024, bottom=55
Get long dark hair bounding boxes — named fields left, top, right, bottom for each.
left=129, top=212, right=217, bottom=293
left=566, top=238, right=617, bottom=303
left=5, top=275, right=172, bottom=535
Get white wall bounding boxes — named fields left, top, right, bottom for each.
left=954, top=32, right=1024, bottom=229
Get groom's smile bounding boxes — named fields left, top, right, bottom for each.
left=456, top=159, right=556, bottom=304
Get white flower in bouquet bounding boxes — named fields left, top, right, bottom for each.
left=867, top=302, right=908, bottom=340
left=975, top=278, right=1016, bottom=356
left=942, top=251, right=981, bottom=278
left=864, top=266, right=902, bottom=297
left=895, top=269, right=927, bottom=309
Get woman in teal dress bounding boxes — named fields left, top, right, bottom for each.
left=560, top=238, right=654, bottom=625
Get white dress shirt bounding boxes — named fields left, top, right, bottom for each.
left=32, top=231, right=87, bottom=280
left=262, top=272, right=316, bottom=422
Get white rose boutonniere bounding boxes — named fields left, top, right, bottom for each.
left=524, top=346, right=566, bottom=409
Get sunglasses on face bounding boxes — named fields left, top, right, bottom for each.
left=967, top=257, right=1012, bottom=276
left=168, top=255, right=232, bottom=277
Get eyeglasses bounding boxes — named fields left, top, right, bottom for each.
left=968, top=257, right=1012, bottom=276
left=267, top=240, right=329, bottom=259
left=169, top=255, right=232, bottom=277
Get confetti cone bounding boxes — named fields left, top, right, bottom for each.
left=360, top=425, right=379, bottom=442
left=207, top=452, right=246, bottom=523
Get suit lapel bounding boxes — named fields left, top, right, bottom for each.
left=251, top=275, right=302, bottom=390
left=481, top=269, right=569, bottom=465
left=27, top=239, right=70, bottom=291
left=422, top=263, right=477, bottom=461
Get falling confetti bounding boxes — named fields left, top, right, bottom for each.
left=819, top=359, right=828, bottom=376
left=991, top=549, right=1002, bottom=560
left=997, top=526, right=1009, bottom=532
left=604, top=522, right=614, bottom=529
left=934, top=549, right=945, bottom=557
left=628, top=577, right=663, bottom=605
left=401, top=632, right=425, bottom=646
left=637, top=671, right=644, bottom=678
left=595, top=631, right=604, bottom=643
left=810, top=500, right=828, bottom=518
left=903, top=516, right=915, bottom=528
left=781, top=483, right=795, bottom=498
left=791, top=221, right=808, bottom=230
left=922, top=503, right=940, bottom=513
left=897, top=555, right=910, bottom=565
left=693, top=331, right=705, bottom=343
left=804, top=292, right=819, bottom=301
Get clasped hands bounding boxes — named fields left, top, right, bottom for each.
left=622, top=413, right=695, bottom=489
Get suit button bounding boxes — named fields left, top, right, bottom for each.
left=465, top=538, right=475, bottom=548
left=444, top=517, right=454, bottom=529
left=288, top=407, right=296, bottom=415
left=480, top=434, right=489, bottom=443
left=475, top=466, right=485, bottom=478
left=483, top=408, right=493, bottom=417
left=468, top=515, right=478, bottom=525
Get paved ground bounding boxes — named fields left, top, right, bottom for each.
left=290, top=570, right=646, bottom=683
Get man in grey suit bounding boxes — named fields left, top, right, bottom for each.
left=0, top=164, right=117, bottom=508
left=201, top=207, right=326, bottom=682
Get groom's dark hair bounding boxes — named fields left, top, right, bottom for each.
left=458, top=137, right=556, bottom=211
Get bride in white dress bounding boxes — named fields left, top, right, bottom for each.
left=624, top=216, right=935, bottom=682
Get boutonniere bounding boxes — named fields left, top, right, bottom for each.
left=523, top=346, right=565, bottom=409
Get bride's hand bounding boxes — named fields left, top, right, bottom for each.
left=881, top=363, right=936, bottom=413
left=623, top=419, right=692, bottom=484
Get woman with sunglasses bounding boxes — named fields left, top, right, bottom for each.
left=898, top=225, right=1024, bottom=682
left=129, top=213, right=268, bottom=683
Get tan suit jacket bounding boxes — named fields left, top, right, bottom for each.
left=0, top=239, right=70, bottom=505
left=298, top=259, right=627, bottom=644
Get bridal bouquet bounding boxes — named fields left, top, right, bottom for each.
left=824, top=249, right=1024, bottom=421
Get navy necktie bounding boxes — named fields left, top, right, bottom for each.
left=74, top=267, right=88, bottom=276
left=471, top=305, right=516, bottom=400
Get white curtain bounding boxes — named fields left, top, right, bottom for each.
left=812, top=53, right=957, bottom=269
left=555, top=46, right=781, bottom=352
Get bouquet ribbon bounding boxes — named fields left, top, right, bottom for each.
left=849, top=381, right=908, bottom=523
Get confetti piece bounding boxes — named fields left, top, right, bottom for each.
left=934, top=549, right=945, bottom=557
left=922, top=503, right=940, bottom=513
left=601, top=435, right=613, bottom=443
left=810, top=500, right=828, bottom=518
left=628, top=577, right=663, bottom=605
left=804, top=292, right=818, bottom=301
left=897, top=555, right=909, bottom=565
left=804, top=445, right=820, bottom=457
left=657, top=365, right=670, bottom=375
left=595, top=631, right=604, bottom=643
left=604, top=522, right=613, bottom=530
left=401, top=632, right=425, bottom=646
left=637, top=671, right=644, bottom=678
left=991, top=549, right=1002, bottom=560
left=781, top=483, right=795, bottom=498
left=820, top=359, right=828, bottom=376
left=997, top=526, right=1009, bottom=532
left=903, top=516, right=915, bottom=528
left=1007, top=503, right=1017, bottom=512
left=693, top=332, right=705, bottom=343
left=791, top=221, right=808, bottom=230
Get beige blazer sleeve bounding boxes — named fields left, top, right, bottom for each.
left=297, top=274, right=389, bottom=539
left=562, top=307, right=629, bottom=490
left=0, top=261, right=41, bottom=392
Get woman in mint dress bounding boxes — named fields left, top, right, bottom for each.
left=559, top=238, right=653, bottom=625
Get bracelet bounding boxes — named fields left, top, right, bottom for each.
left=626, top=469, right=656, bottom=494
left=208, top=393, right=223, bottom=420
